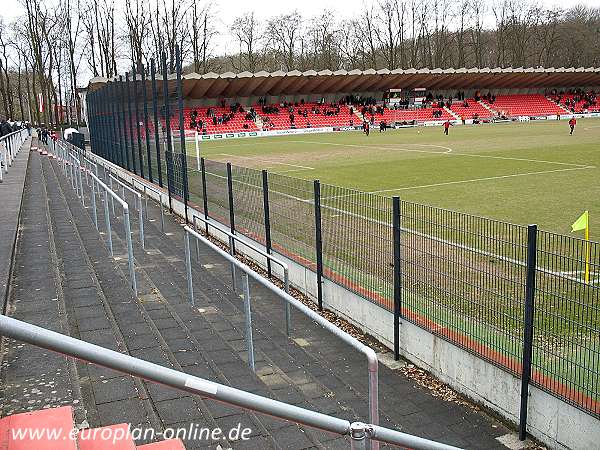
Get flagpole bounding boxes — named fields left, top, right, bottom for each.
left=585, top=220, right=590, bottom=284
left=195, top=130, right=200, bottom=171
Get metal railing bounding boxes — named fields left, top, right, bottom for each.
left=131, top=178, right=166, bottom=233
left=109, top=174, right=145, bottom=249
left=0, top=314, right=461, bottom=450
left=0, top=129, right=29, bottom=183
left=191, top=212, right=292, bottom=336
left=53, top=141, right=138, bottom=296
left=183, top=225, right=381, bottom=445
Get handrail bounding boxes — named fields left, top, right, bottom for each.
left=109, top=174, right=145, bottom=250
left=70, top=153, right=85, bottom=204
left=130, top=177, right=166, bottom=233
left=190, top=212, right=292, bottom=336
left=0, top=315, right=462, bottom=450
left=0, top=128, right=28, bottom=183
left=54, top=141, right=138, bottom=297
left=183, top=225, right=380, bottom=445
left=91, top=171, right=138, bottom=296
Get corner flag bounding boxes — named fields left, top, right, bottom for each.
left=571, top=211, right=590, bottom=283
left=571, top=211, right=588, bottom=232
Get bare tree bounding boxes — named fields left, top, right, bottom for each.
left=190, top=3, right=218, bottom=73
left=230, top=12, right=262, bottom=72
left=266, top=11, right=303, bottom=71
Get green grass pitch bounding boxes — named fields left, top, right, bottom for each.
left=191, top=119, right=600, bottom=238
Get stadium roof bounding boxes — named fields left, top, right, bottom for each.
left=87, top=67, right=600, bottom=99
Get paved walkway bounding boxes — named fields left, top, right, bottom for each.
left=0, top=136, right=31, bottom=310
left=0, top=142, right=522, bottom=449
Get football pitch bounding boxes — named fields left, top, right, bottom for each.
left=192, top=119, right=600, bottom=238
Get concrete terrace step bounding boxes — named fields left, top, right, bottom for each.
left=1, top=143, right=514, bottom=449
left=0, top=136, right=30, bottom=311
left=64, top=157, right=513, bottom=449
left=56, top=157, right=347, bottom=448
left=0, top=406, right=77, bottom=450
left=44, top=155, right=281, bottom=449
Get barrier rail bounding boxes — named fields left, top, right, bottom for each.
left=183, top=225, right=380, bottom=445
left=54, top=142, right=137, bottom=296
left=0, top=315, right=461, bottom=450
left=109, top=174, right=145, bottom=249
left=191, top=212, right=292, bottom=336
left=130, top=178, right=166, bottom=233
left=0, top=129, right=28, bottom=183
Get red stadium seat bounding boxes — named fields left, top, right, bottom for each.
left=481, top=94, right=565, bottom=117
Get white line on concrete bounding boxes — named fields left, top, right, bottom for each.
left=370, top=166, right=596, bottom=193
left=495, top=432, right=532, bottom=449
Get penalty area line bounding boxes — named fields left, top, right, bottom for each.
left=371, top=166, right=596, bottom=193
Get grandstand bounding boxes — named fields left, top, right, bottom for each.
left=86, top=66, right=600, bottom=137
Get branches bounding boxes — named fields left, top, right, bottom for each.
left=0, top=0, right=599, bottom=122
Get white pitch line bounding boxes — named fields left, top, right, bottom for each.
left=274, top=168, right=314, bottom=173
left=290, top=139, right=592, bottom=168
left=217, top=153, right=315, bottom=170
left=370, top=166, right=596, bottom=193
left=289, top=140, right=453, bottom=155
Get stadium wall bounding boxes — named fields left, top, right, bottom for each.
left=92, top=154, right=600, bottom=450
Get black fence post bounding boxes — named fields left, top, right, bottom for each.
left=227, top=162, right=236, bottom=253
left=393, top=196, right=402, bottom=361
left=314, top=180, right=324, bottom=311
left=133, top=65, right=144, bottom=179
left=140, top=64, right=153, bottom=183
left=519, top=224, right=537, bottom=441
left=108, top=82, right=119, bottom=166
left=119, top=75, right=131, bottom=171
left=262, top=170, right=272, bottom=278
left=150, top=59, right=163, bottom=187
left=175, top=45, right=189, bottom=223
left=125, top=72, right=137, bottom=174
left=161, top=51, right=174, bottom=212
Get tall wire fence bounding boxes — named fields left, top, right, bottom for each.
left=85, top=59, right=600, bottom=426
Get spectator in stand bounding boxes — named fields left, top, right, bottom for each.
left=41, top=127, right=48, bottom=144
left=569, top=117, right=577, bottom=135
left=0, top=117, right=12, bottom=137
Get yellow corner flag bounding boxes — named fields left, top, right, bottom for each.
left=571, top=211, right=590, bottom=283
left=571, top=211, right=589, bottom=232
